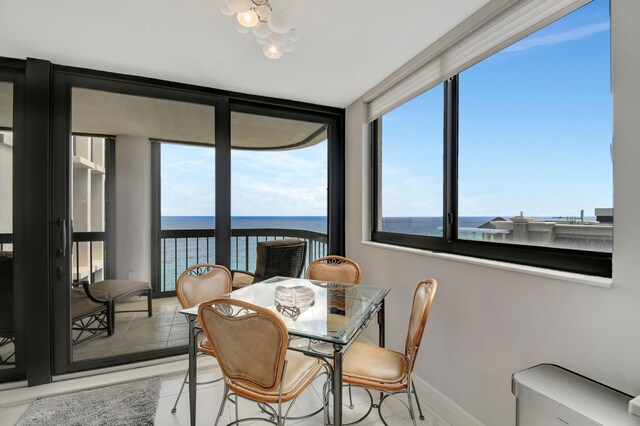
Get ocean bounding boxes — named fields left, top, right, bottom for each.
left=160, top=216, right=329, bottom=291
left=158, top=215, right=595, bottom=291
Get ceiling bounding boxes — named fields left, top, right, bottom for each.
left=72, top=88, right=326, bottom=149
left=0, top=0, right=488, bottom=108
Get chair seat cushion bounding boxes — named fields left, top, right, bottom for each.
left=343, top=341, right=407, bottom=387
left=232, top=272, right=255, bottom=289
left=90, top=280, right=151, bottom=300
left=70, top=288, right=108, bottom=319
left=229, top=350, right=322, bottom=402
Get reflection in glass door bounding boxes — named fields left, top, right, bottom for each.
left=67, top=87, right=215, bottom=364
left=0, top=80, right=21, bottom=382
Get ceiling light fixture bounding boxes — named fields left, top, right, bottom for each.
left=220, top=0, right=297, bottom=59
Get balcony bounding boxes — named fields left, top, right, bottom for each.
left=72, top=228, right=328, bottom=292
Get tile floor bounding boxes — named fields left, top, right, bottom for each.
left=0, top=358, right=450, bottom=426
left=73, top=296, right=187, bottom=361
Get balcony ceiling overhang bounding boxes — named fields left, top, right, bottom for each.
left=0, top=0, right=489, bottom=108
left=72, top=88, right=326, bottom=149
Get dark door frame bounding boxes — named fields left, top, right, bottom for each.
left=0, top=61, right=27, bottom=384
left=51, top=69, right=222, bottom=375
left=49, top=64, right=345, bottom=376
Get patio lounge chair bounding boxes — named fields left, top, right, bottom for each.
left=71, top=283, right=113, bottom=345
left=80, top=279, right=152, bottom=331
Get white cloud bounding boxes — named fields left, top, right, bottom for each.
left=503, top=21, right=609, bottom=53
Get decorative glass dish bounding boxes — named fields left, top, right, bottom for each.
left=274, top=285, right=315, bottom=319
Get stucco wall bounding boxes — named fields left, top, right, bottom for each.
left=343, top=0, right=640, bottom=424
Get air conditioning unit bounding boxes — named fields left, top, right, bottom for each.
left=512, top=364, right=640, bottom=426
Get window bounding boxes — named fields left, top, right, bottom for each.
left=374, top=84, right=444, bottom=237
left=159, top=142, right=215, bottom=292
left=372, top=0, right=612, bottom=276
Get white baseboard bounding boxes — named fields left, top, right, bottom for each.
left=412, top=375, right=484, bottom=426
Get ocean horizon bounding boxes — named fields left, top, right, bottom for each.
left=158, top=215, right=597, bottom=291
left=161, top=215, right=593, bottom=234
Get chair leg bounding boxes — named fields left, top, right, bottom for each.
left=348, top=384, right=354, bottom=409
left=107, top=300, right=115, bottom=335
left=406, top=384, right=417, bottom=426
left=323, top=378, right=330, bottom=425
left=234, top=394, right=239, bottom=423
left=412, top=380, right=425, bottom=421
left=171, top=369, right=190, bottom=414
left=147, top=289, right=153, bottom=317
left=215, top=384, right=229, bottom=426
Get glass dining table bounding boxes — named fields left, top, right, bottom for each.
left=178, top=276, right=390, bottom=426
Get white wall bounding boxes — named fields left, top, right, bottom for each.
left=344, top=0, right=640, bottom=424
left=115, top=135, right=152, bottom=282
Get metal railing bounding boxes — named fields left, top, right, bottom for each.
left=159, top=228, right=328, bottom=292
left=71, top=232, right=106, bottom=284
left=12, top=228, right=327, bottom=293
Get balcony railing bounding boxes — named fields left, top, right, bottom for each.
left=160, top=228, right=328, bottom=292
left=68, top=229, right=328, bottom=293
left=71, top=232, right=106, bottom=284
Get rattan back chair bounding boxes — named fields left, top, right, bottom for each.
left=176, top=263, right=233, bottom=309
left=341, top=278, right=438, bottom=425
left=232, top=238, right=307, bottom=289
left=306, top=255, right=362, bottom=284
left=171, top=263, right=232, bottom=414
left=199, top=298, right=324, bottom=425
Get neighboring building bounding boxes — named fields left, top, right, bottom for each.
left=489, top=211, right=613, bottom=251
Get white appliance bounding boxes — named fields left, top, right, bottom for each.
left=512, top=364, right=640, bottom=425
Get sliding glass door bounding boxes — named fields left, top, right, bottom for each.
left=52, top=75, right=218, bottom=373
left=0, top=68, right=25, bottom=384
left=49, top=67, right=343, bottom=376
left=230, top=109, right=329, bottom=279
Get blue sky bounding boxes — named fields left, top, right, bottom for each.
left=162, top=0, right=611, bottom=219
left=383, top=0, right=612, bottom=218
left=161, top=140, right=327, bottom=217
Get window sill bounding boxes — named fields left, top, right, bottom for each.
left=360, top=240, right=613, bottom=289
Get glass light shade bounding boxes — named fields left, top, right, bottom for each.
left=288, top=30, right=299, bottom=42
left=226, top=0, right=252, bottom=13
left=252, top=22, right=271, bottom=38
left=283, top=41, right=295, bottom=53
left=235, top=20, right=251, bottom=33
left=256, top=36, right=270, bottom=45
left=263, top=43, right=284, bottom=59
left=237, top=10, right=259, bottom=28
left=256, top=4, right=272, bottom=20
left=268, top=12, right=291, bottom=34
left=219, top=2, right=235, bottom=16
left=270, top=32, right=288, bottom=46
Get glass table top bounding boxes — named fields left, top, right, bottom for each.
left=179, top=276, right=390, bottom=345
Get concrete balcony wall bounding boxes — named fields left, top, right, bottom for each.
left=115, top=135, right=152, bottom=282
